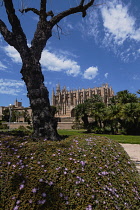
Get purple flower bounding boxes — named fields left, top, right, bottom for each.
left=29, top=199, right=33, bottom=203
left=16, top=200, right=20, bottom=205
left=64, top=196, right=68, bottom=200
left=13, top=205, right=19, bottom=210
left=102, top=171, right=109, bottom=175
left=80, top=161, right=86, bottom=167
left=86, top=204, right=92, bottom=210
left=32, top=188, right=37, bottom=193
left=59, top=193, right=63, bottom=197
left=49, top=181, right=53, bottom=186
left=19, top=184, right=24, bottom=190
left=38, top=199, right=46, bottom=205
left=42, top=193, right=46, bottom=197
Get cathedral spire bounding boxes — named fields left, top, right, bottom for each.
left=56, top=83, right=60, bottom=93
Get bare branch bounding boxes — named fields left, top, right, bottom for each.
left=0, top=19, right=16, bottom=46
left=56, top=24, right=63, bottom=40
left=50, top=0, right=95, bottom=26
left=80, top=0, right=85, bottom=6
left=3, top=0, right=27, bottom=43
left=40, top=0, right=47, bottom=20
left=19, top=8, right=54, bottom=18
left=19, top=8, right=40, bottom=16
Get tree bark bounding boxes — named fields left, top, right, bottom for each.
left=0, top=0, right=95, bottom=140
left=21, top=59, right=59, bottom=140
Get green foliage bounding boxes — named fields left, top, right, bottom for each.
left=7, top=126, right=32, bottom=137
left=74, top=90, right=140, bottom=135
left=74, top=95, right=105, bottom=132
left=2, top=108, right=10, bottom=122
left=0, top=122, right=8, bottom=129
left=1, top=134, right=140, bottom=209
left=23, top=109, right=31, bottom=123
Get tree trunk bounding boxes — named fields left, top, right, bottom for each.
left=21, top=60, right=60, bottom=140
left=0, top=0, right=95, bottom=140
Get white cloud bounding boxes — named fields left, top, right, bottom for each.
left=2, top=45, right=81, bottom=77
left=67, top=23, right=74, bottom=30
left=58, top=49, right=78, bottom=58
left=104, top=73, right=108, bottom=78
left=101, top=2, right=140, bottom=44
left=83, top=66, right=98, bottom=80
left=0, top=61, right=7, bottom=70
left=81, top=0, right=140, bottom=61
left=3, top=45, right=22, bottom=63
left=0, top=79, right=24, bottom=95
left=41, top=49, right=81, bottom=77
left=132, top=75, right=140, bottom=80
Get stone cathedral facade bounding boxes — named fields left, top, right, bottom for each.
left=51, top=84, right=114, bottom=118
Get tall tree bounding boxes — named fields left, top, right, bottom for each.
left=74, top=94, right=104, bottom=132
left=0, top=0, right=95, bottom=140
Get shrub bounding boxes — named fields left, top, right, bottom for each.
left=0, top=123, right=8, bottom=129
left=18, top=125, right=27, bottom=130
left=0, top=134, right=140, bottom=210
left=8, top=127, right=32, bottom=137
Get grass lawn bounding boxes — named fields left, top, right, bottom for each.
left=58, top=129, right=140, bottom=144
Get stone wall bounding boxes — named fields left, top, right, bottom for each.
left=3, top=121, right=74, bottom=130
left=3, top=122, right=30, bottom=129
left=57, top=122, right=73, bottom=129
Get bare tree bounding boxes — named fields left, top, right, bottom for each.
left=0, top=0, right=95, bottom=140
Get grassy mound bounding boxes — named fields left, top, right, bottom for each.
left=1, top=134, right=140, bottom=210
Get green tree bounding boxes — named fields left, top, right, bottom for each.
left=90, top=101, right=106, bottom=131
left=104, top=104, right=120, bottom=134
left=116, top=90, right=138, bottom=104
left=108, top=90, right=140, bottom=134
left=137, top=89, right=140, bottom=94
left=2, top=108, right=9, bottom=122
left=74, top=102, right=90, bottom=131
left=23, top=109, right=31, bottom=123
left=120, top=102, right=140, bottom=134
left=0, top=0, right=95, bottom=140
left=74, top=95, right=105, bottom=132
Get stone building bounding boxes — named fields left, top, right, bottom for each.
left=52, top=83, right=114, bottom=118
left=0, top=99, right=32, bottom=123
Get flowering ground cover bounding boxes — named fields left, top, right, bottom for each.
left=1, top=133, right=140, bottom=210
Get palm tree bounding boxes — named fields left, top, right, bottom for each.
left=116, top=90, right=138, bottom=104
left=120, top=102, right=140, bottom=134
left=91, top=101, right=106, bottom=130
left=104, top=104, right=120, bottom=134
left=74, top=103, right=90, bottom=131
left=137, top=90, right=140, bottom=94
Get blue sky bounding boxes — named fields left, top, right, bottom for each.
left=0, top=0, right=140, bottom=107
